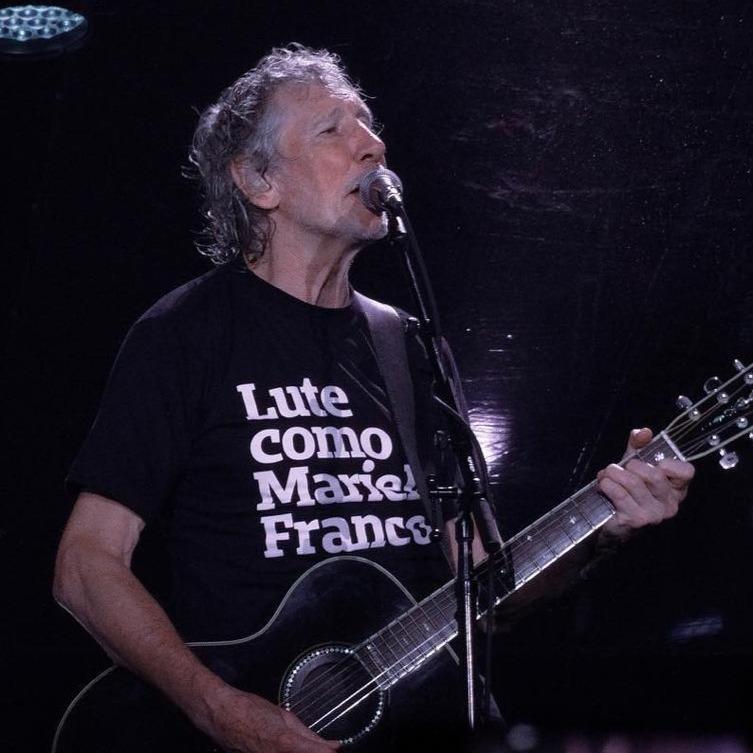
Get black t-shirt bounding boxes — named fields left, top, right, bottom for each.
left=68, top=262, right=453, bottom=640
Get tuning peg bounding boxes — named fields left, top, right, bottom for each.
left=675, top=395, right=692, bottom=410
left=704, top=377, right=722, bottom=394
left=719, top=448, right=739, bottom=470
left=734, top=360, right=753, bottom=385
left=708, top=434, right=721, bottom=447
left=737, top=417, right=750, bottom=429
left=716, top=391, right=730, bottom=404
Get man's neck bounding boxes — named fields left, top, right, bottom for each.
left=248, top=232, right=361, bottom=309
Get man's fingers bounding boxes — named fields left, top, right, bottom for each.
left=281, top=729, right=340, bottom=753
left=601, top=431, right=694, bottom=538
left=658, top=458, right=696, bottom=486
left=624, top=427, right=653, bottom=456
left=601, top=462, right=668, bottom=503
left=285, top=735, right=339, bottom=753
left=282, top=710, right=341, bottom=750
left=304, top=738, right=340, bottom=752
left=598, top=463, right=669, bottom=525
left=623, top=459, right=674, bottom=501
left=598, top=476, right=650, bottom=524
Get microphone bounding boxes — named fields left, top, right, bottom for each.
left=358, top=167, right=403, bottom=214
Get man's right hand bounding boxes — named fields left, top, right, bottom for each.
left=200, top=685, right=340, bottom=753
left=54, top=493, right=340, bottom=753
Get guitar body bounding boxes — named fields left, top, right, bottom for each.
left=53, top=557, right=468, bottom=753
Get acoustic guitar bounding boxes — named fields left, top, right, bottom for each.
left=52, top=359, right=753, bottom=752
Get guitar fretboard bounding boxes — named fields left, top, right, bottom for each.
left=354, top=432, right=681, bottom=688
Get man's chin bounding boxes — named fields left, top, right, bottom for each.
left=362, top=212, right=389, bottom=242
left=336, top=211, right=389, bottom=246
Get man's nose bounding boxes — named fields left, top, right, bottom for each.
left=355, top=123, right=386, bottom=164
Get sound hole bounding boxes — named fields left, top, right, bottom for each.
left=280, top=645, right=385, bottom=746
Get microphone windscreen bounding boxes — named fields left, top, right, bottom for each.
left=359, top=167, right=403, bottom=214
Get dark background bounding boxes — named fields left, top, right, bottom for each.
left=2, top=1, right=753, bottom=750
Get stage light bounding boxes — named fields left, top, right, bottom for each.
left=0, top=5, right=88, bottom=57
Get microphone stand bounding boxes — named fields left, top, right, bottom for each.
left=382, top=198, right=501, bottom=735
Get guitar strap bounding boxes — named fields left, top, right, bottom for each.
left=353, top=291, right=500, bottom=567
left=352, top=292, right=430, bottom=512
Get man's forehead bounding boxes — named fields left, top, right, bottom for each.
left=271, top=81, right=372, bottom=123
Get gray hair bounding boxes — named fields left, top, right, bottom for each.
left=188, top=44, right=367, bottom=265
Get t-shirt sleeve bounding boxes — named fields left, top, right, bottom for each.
left=67, top=314, right=196, bottom=521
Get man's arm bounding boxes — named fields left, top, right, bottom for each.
left=450, top=428, right=695, bottom=620
left=53, top=491, right=338, bottom=753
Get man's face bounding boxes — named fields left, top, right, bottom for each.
left=263, top=82, right=389, bottom=246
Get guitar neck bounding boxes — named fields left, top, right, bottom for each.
left=353, top=432, right=683, bottom=688
left=481, top=430, right=683, bottom=595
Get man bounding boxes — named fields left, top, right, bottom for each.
left=54, top=45, right=694, bottom=753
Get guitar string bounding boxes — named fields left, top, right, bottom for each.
left=666, top=378, right=752, bottom=449
left=294, top=368, right=753, bottom=727
left=286, top=529, right=538, bottom=717
left=309, top=568, right=523, bottom=736
left=286, top=535, right=540, bottom=716
left=680, top=403, right=753, bottom=457
left=287, top=597, right=457, bottom=720
left=284, top=601, right=455, bottom=717
left=305, top=602, right=460, bottom=732
left=290, top=601, right=456, bottom=725
left=284, top=579, right=457, bottom=712
left=665, top=375, right=751, bottom=444
left=285, top=460, right=611, bottom=716
left=59, top=372, right=746, bottom=741
left=289, top=498, right=604, bottom=724
left=312, top=625, right=460, bottom=735
left=289, top=425, right=720, bottom=727
left=287, top=507, right=583, bottom=723
left=301, top=495, right=618, bottom=731
left=60, top=408, right=749, bottom=744
left=678, top=423, right=746, bottom=458
left=305, top=403, right=753, bottom=735
left=668, top=395, right=747, bottom=447
left=301, top=380, right=753, bottom=731
left=287, top=576, right=469, bottom=720
left=295, top=515, right=592, bottom=730
left=669, top=402, right=753, bottom=459
left=490, top=423, right=734, bottom=583
left=58, top=394, right=742, bottom=744
left=294, top=480, right=623, bottom=724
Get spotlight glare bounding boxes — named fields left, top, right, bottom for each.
left=0, top=5, right=88, bottom=57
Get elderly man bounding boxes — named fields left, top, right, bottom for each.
left=54, top=45, right=694, bottom=753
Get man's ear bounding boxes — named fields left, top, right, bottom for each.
left=230, top=158, right=279, bottom=210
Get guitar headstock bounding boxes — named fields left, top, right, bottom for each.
left=664, top=359, right=753, bottom=467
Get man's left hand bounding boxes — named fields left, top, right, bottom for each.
left=597, top=427, right=695, bottom=540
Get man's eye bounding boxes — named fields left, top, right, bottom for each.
left=320, top=125, right=337, bottom=135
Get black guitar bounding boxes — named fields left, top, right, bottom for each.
left=52, top=360, right=753, bottom=752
